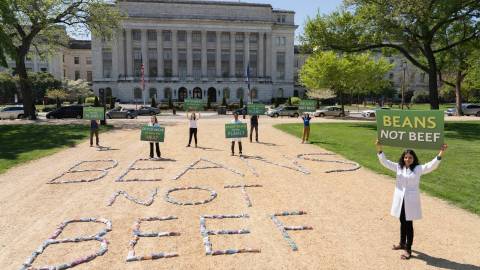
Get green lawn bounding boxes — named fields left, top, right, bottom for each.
left=343, top=103, right=454, bottom=112
left=0, top=124, right=112, bottom=174
left=275, top=122, right=480, bottom=215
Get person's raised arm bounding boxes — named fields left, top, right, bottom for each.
left=421, top=144, right=447, bottom=175
left=375, top=139, right=398, bottom=172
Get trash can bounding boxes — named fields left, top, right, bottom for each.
left=217, top=106, right=227, bottom=115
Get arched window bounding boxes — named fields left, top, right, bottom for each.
left=276, top=88, right=284, bottom=98
left=293, top=90, right=299, bottom=97
left=223, top=88, right=230, bottom=99
left=251, top=88, right=258, bottom=99
left=105, top=87, right=112, bottom=97
left=149, top=88, right=157, bottom=99
left=193, top=87, right=202, bottom=99
left=178, top=87, right=187, bottom=102
left=134, top=87, right=142, bottom=100
left=236, top=88, right=244, bottom=99
left=164, top=87, right=172, bottom=100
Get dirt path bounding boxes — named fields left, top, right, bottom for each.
left=0, top=118, right=479, bottom=270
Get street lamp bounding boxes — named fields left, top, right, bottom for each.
left=401, top=60, right=407, bottom=110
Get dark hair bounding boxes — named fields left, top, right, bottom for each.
left=398, top=149, right=420, bottom=170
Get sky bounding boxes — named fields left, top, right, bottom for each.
left=70, top=0, right=344, bottom=42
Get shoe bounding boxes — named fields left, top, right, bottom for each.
left=187, top=145, right=190, bottom=147
left=392, top=244, right=405, bottom=250
left=90, top=145, right=93, bottom=147
left=239, top=152, right=243, bottom=156
left=231, top=152, right=235, bottom=156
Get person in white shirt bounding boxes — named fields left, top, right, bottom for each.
left=186, top=111, right=200, bottom=147
left=376, top=140, right=447, bottom=260
left=148, top=116, right=161, bottom=158
left=230, top=113, right=243, bottom=156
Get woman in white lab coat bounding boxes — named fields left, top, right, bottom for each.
left=375, top=140, right=447, bottom=260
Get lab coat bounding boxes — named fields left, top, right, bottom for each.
left=377, top=152, right=441, bottom=221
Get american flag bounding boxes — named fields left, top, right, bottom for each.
left=141, top=63, right=145, bottom=91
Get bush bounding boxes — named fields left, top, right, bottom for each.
left=93, top=96, right=100, bottom=106
left=290, top=97, right=301, bottom=105
left=411, top=90, right=430, bottom=103
left=85, top=96, right=96, bottom=104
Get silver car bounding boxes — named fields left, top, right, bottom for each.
left=106, top=107, right=138, bottom=119
left=137, top=106, right=160, bottom=116
left=0, top=106, right=24, bottom=119
left=267, top=105, right=299, bottom=117
left=462, top=104, right=480, bottom=116
left=315, top=106, right=349, bottom=117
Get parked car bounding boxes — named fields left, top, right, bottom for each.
left=46, top=105, right=84, bottom=119
left=361, top=107, right=390, bottom=118
left=445, top=108, right=456, bottom=116
left=136, top=106, right=160, bottom=116
left=267, top=105, right=299, bottom=118
left=0, top=106, right=25, bottom=119
left=462, top=104, right=480, bottom=116
left=315, top=106, right=349, bottom=117
left=233, top=106, right=247, bottom=116
left=106, top=107, right=138, bottom=119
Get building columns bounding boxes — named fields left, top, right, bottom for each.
left=244, top=32, right=250, bottom=79
left=187, top=30, right=193, bottom=78
left=126, top=28, right=133, bottom=78
left=141, top=29, right=148, bottom=77
left=172, top=30, right=178, bottom=78
left=216, top=31, right=221, bottom=78
left=258, top=32, right=264, bottom=78
left=229, top=31, right=235, bottom=78
left=157, top=29, right=164, bottom=77
left=265, top=32, right=272, bottom=79
left=201, top=30, right=207, bottom=78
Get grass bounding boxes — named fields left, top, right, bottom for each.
left=0, top=124, right=112, bottom=174
left=275, top=121, right=480, bottom=215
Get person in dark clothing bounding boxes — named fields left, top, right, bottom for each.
left=90, top=120, right=99, bottom=147
left=230, top=113, right=243, bottom=156
left=149, top=116, right=161, bottom=158
left=250, top=114, right=259, bottom=143
left=186, top=111, right=200, bottom=147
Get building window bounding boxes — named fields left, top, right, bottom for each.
left=62, top=55, right=65, bottom=63
left=277, top=16, right=281, bottom=23
left=164, top=87, right=172, bottom=99
left=75, top=70, right=80, bottom=80
left=148, top=48, right=158, bottom=77
left=251, top=88, right=258, bottom=99
left=235, top=50, right=244, bottom=77
left=63, top=69, right=66, bottom=78
left=133, top=48, right=142, bottom=77
left=221, top=49, right=230, bottom=77
left=282, top=15, right=286, bottom=23
left=193, top=49, right=201, bottom=80
left=178, top=48, right=187, bottom=80
left=147, top=30, right=157, bottom=41
left=249, top=50, right=257, bottom=77
left=277, top=88, right=284, bottom=98
left=87, top=71, right=92, bottom=82
left=235, top=33, right=244, bottom=44
left=40, top=67, right=47, bottom=72
left=276, top=37, right=286, bottom=46
left=163, top=49, right=172, bottom=77
left=86, top=57, right=92, bottom=65
left=221, top=32, right=230, bottom=44
left=74, top=56, right=80, bottom=64
left=207, top=32, right=216, bottom=43
left=420, top=72, right=426, bottom=83
left=223, top=88, right=230, bottom=99
left=149, top=88, right=157, bottom=99
left=134, top=87, right=142, bottom=100
left=250, top=33, right=258, bottom=44
left=193, top=87, right=202, bottom=99
left=207, top=49, right=216, bottom=79
left=192, top=31, right=202, bottom=43
left=132, top=30, right=141, bottom=41
left=163, top=30, right=171, bottom=42
left=236, top=88, right=244, bottom=99
left=178, top=31, right=186, bottom=42
left=276, top=52, right=285, bottom=80
left=102, top=48, right=112, bottom=78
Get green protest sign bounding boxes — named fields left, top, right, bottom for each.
left=225, top=123, right=248, bottom=138
left=141, top=126, right=165, bottom=142
left=83, top=107, right=105, bottom=120
left=247, top=103, right=266, bottom=115
left=184, top=99, right=206, bottom=111
left=299, top=100, right=317, bottom=112
left=376, top=109, right=444, bottom=150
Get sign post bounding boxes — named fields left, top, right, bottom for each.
left=225, top=123, right=248, bottom=139
left=141, top=126, right=165, bottom=142
left=376, top=109, right=444, bottom=150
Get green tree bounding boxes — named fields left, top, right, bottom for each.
left=28, top=72, right=62, bottom=102
left=45, top=88, right=67, bottom=108
left=63, top=79, right=92, bottom=102
left=0, top=0, right=122, bottom=119
left=303, top=1, right=480, bottom=109
left=0, top=72, right=17, bottom=103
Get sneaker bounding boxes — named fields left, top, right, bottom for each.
left=186, top=145, right=190, bottom=147
left=231, top=152, right=235, bottom=156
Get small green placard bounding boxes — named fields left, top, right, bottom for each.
left=376, top=110, right=444, bottom=150
left=299, top=100, right=317, bottom=112
left=83, top=107, right=105, bottom=120
left=184, top=99, right=206, bottom=111
left=141, top=126, right=165, bottom=142
left=225, top=123, right=248, bottom=138
left=247, top=103, right=266, bottom=115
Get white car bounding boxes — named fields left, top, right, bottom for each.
left=361, top=107, right=390, bottom=118
left=0, top=106, right=25, bottom=119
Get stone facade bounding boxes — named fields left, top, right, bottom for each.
left=92, top=0, right=297, bottom=103
left=62, top=40, right=93, bottom=82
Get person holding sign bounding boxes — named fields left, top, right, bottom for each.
left=301, top=113, right=312, bottom=143
left=375, top=140, right=447, bottom=260
left=186, top=111, right=200, bottom=147
left=148, top=116, right=161, bottom=158
left=250, top=114, right=259, bottom=143
left=90, top=120, right=99, bottom=147
left=231, top=113, right=243, bottom=156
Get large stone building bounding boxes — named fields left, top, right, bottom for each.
left=62, top=40, right=93, bottom=83
left=92, top=0, right=297, bottom=103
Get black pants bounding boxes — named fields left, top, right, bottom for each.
left=150, top=142, right=160, bottom=158
left=90, top=130, right=99, bottom=146
left=250, top=124, right=258, bottom=142
left=188, top=128, right=198, bottom=146
left=399, top=200, right=414, bottom=251
left=231, top=141, right=242, bottom=154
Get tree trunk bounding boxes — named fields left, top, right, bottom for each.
left=425, top=47, right=440, bottom=110
left=16, top=51, right=36, bottom=120
left=455, top=71, right=463, bottom=116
